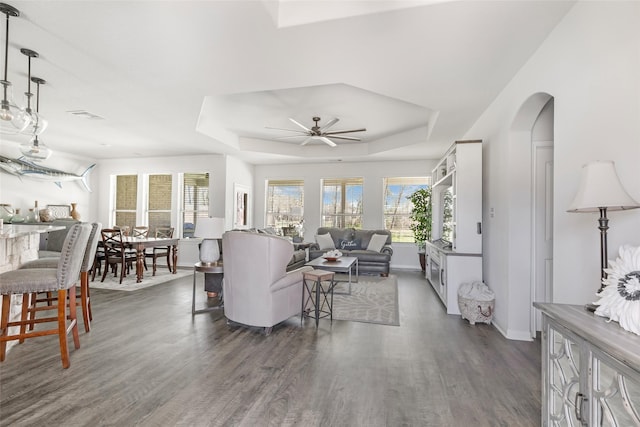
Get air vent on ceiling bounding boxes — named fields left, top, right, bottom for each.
left=66, top=110, right=105, bottom=120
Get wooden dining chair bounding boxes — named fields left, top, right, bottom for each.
left=0, top=223, right=92, bottom=368
left=101, top=228, right=137, bottom=284
left=145, top=227, right=174, bottom=276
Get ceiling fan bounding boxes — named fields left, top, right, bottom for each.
left=266, top=116, right=366, bottom=147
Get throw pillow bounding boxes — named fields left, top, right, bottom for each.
left=315, top=233, right=335, bottom=250
left=338, top=239, right=361, bottom=250
left=367, top=234, right=388, bottom=252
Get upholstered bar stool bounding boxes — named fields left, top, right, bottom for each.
left=302, top=269, right=336, bottom=327
left=0, top=223, right=92, bottom=369
left=20, top=223, right=101, bottom=332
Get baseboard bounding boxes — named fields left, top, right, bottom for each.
left=492, top=321, right=534, bottom=341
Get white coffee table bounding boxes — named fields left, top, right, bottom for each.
left=305, top=256, right=358, bottom=295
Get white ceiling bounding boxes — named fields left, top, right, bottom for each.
left=0, top=0, right=575, bottom=164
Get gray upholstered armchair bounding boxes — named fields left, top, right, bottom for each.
left=222, top=231, right=312, bottom=334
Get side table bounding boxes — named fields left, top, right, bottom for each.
left=192, top=261, right=223, bottom=315
left=302, top=269, right=336, bottom=327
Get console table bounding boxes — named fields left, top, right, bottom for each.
left=534, top=303, right=640, bottom=426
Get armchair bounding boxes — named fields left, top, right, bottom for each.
left=222, top=231, right=312, bottom=334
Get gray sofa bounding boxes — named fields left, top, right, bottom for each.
left=309, top=227, right=393, bottom=276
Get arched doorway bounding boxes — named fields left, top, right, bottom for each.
left=508, top=92, right=554, bottom=340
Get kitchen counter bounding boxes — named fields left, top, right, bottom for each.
left=0, top=223, right=64, bottom=239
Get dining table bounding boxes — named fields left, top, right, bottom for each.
left=120, top=236, right=180, bottom=283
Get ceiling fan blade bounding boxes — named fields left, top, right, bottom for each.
left=326, top=135, right=361, bottom=141
left=319, top=118, right=339, bottom=132
left=289, top=118, right=312, bottom=132
left=324, top=128, right=366, bottom=135
left=300, top=136, right=314, bottom=146
left=319, top=136, right=337, bottom=147
left=265, top=126, right=308, bottom=133
left=275, top=135, right=309, bottom=140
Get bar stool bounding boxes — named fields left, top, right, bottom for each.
left=19, top=223, right=101, bottom=332
left=302, top=269, right=336, bottom=327
left=0, top=223, right=92, bottom=369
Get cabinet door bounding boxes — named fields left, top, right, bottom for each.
left=543, top=318, right=587, bottom=426
left=589, top=348, right=640, bottom=426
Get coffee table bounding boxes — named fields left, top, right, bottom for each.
left=305, top=256, right=358, bottom=295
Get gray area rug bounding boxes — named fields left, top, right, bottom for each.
left=90, top=267, right=192, bottom=291
left=330, top=275, right=399, bottom=326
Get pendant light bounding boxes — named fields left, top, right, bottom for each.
left=0, top=3, right=30, bottom=135
left=20, top=48, right=47, bottom=136
left=19, top=77, right=51, bottom=160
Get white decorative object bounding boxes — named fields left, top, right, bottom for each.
left=457, top=281, right=494, bottom=325
left=194, top=217, right=225, bottom=265
left=594, top=245, right=640, bottom=336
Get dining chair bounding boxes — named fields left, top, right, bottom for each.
left=0, top=223, right=92, bottom=368
left=132, top=226, right=149, bottom=238
left=19, top=223, right=102, bottom=333
left=145, top=227, right=174, bottom=276
left=101, top=228, right=137, bottom=284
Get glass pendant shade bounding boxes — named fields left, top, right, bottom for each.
left=22, top=77, right=48, bottom=136
left=1, top=3, right=29, bottom=134
left=0, top=81, right=30, bottom=134
left=19, top=135, right=51, bottom=161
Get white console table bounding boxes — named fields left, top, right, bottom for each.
left=535, top=303, right=640, bottom=426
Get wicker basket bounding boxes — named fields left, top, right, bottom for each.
left=458, top=295, right=494, bottom=325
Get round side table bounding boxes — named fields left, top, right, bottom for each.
left=192, top=261, right=223, bottom=315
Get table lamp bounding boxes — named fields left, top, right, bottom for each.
left=194, top=217, right=225, bottom=265
left=568, top=160, right=640, bottom=295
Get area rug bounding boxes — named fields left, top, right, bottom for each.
left=90, top=268, right=191, bottom=291
left=330, top=275, right=399, bottom=326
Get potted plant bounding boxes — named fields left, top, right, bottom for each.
left=408, top=187, right=432, bottom=271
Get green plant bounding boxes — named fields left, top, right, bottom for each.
left=407, top=187, right=432, bottom=250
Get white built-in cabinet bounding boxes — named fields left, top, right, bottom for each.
left=426, top=140, right=483, bottom=315
left=535, top=303, right=640, bottom=426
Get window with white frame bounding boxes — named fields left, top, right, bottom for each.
left=383, top=176, right=430, bottom=243
left=148, top=174, right=172, bottom=233
left=321, top=178, right=363, bottom=228
left=266, top=180, right=304, bottom=232
left=114, top=174, right=138, bottom=231
left=112, top=172, right=210, bottom=238
left=182, top=173, right=209, bottom=238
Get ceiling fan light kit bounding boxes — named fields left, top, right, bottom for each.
left=267, top=116, right=366, bottom=147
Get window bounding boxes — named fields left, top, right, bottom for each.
left=114, top=175, right=137, bottom=231
left=383, top=177, right=429, bottom=243
left=321, top=178, right=363, bottom=228
left=266, top=180, right=304, bottom=231
left=148, top=174, right=172, bottom=233
left=182, top=173, right=209, bottom=238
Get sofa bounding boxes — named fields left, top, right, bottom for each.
left=309, top=227, right=393, bottom=276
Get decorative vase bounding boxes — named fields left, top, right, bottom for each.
left=70, top=203, right=80, bottom=220
left=0, top=204, right=14, bottom=223
left=39, top=207, right=53, bottom=222
left=12, top=208, right=25, bottom=223
left=26, top=208, right=37, bottom=223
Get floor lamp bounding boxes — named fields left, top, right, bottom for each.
left=568, top=161, right=640, bottom=302
left=195, top=217, right=225, bottom=265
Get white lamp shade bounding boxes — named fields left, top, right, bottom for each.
left=568, top=161, right=640, bottom=212
left=194, top=217, right=224, bottom=239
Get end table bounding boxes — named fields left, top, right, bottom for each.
left=192, top=261, right=223, bottom=315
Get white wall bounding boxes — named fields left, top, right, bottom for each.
left=465, top=1, right=640, bottom=339
left=254, top=159, right=436, bottom=269
left=225, top=155, right=254, bottom=230
left=0, top=142, right=96, bottom=221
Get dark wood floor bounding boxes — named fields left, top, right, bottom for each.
left=0, top=270, right=541, bottom=426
